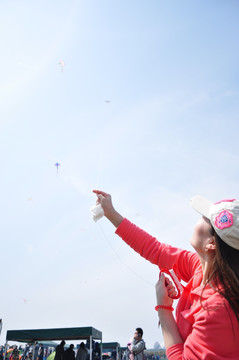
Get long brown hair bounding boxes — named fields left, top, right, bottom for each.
left=206, top=225, right=239, bottom=321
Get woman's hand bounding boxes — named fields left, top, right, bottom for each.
left=92, top=190, right=124, bottom=228
left=155, top=273, right=176, bottom=307
left=155, top=273, right=183, bottom=350
left=92, top=190, right=115, bottom=217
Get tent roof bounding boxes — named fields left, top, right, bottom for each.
left=102, top=343, right=120, bottom=351
left=6, top=327, right=102, bottom=343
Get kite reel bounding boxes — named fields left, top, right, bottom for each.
left=160, top=268, right=184, bottom=299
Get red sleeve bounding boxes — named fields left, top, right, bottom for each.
left=115, top=218, right=200, bottom=282
left=166, top=344, right=184, bottom=360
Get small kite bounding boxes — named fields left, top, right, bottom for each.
left=59, top=60, right=65, bottom=72
left=105, top=100, right=111, bottom=103
left=55, top=162, right=61, bottom=174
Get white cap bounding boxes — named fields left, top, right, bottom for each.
left=190, top=195, right=239, bottom=250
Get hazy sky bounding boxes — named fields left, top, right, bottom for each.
left=0, top=0, right=239, bottom=349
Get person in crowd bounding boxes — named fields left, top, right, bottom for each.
left=127, top=328, right=145, bottom=360
left=92, top=343, right=100, bottom=360
left=12, top=346, right=19, bottom=360
left=22, top=344, right=31, bottom=360
left=27, top=352, right=33, bottom=360
left=93, top=190, right=239, bottom=359
left=54, top=341, right=65, bottom=360
left=0, top=346, right=4, bottom=360
left=37, top=345, right=44, bottom=360
left=76, top=343, right=87, bottom=360
left=34, top=344, right=39, bottom=360
left=64, top=345, right=75, bottom=360
left=43, top=347, right=48, bottom=360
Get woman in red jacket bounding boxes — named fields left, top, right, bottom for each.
left=93, top=190, right=239, bottom=360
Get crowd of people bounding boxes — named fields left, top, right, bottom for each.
left=0, top=331, right=167, bottom=360
left=0, top=342, right=100, bottom=360
left=54, top=341, right=92, bottom=360
left=0, top=344, right=52, bottom=360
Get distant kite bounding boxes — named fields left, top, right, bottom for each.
left=55, top=162, right=61, bottom=174
left=105, top=100, right=111, bottom=103
left=59, top=60, right=65, bottom=72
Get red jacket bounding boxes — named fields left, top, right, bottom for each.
left=115, top=218, right=239, bottom=360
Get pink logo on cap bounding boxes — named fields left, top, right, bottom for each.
left=215, top=210, right=233, bottom=230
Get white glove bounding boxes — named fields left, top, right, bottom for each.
left=90, top=204, right=104, bottom=222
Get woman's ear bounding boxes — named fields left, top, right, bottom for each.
left=206, top=236, right=216, bottom=251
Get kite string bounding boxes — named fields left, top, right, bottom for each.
left=94, top=150, right=153, bottom=287
left=94, top=148, right=104, bottom=191
left=97, top=222, right=154, bottom=287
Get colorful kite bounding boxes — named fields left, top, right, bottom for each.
left=55, top=162, right=61, bottom=174
left=59, top=60, right=65, bottom=72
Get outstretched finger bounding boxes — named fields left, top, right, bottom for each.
left=93, top=190, right=110, bottom=197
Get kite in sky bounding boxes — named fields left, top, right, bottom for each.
left=55, top=162, right=61, bottom=174
left=59, top=60, right=65, bottom=72
left=105, top=100, right=111, bottom=103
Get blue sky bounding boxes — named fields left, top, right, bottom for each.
left=0, top=0, right=239, bottom=349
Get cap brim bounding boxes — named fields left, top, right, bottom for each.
left=190, top=195, right=212, bottom=218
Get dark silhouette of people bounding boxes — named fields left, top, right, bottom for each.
left=0, top=346, right=4, bottom=360
left=64, top=345, right=75, bottom=360
left=92, top=343, right=100, bottom=360
left=12, top=346, right=19, bottom=360
left=54, top=341, right=66, bottom=360
left=76, top=343, right=87, bottom=360
left=37, top=344, right=44, bottom=360
left=34, top=344, right=39, bottom=360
